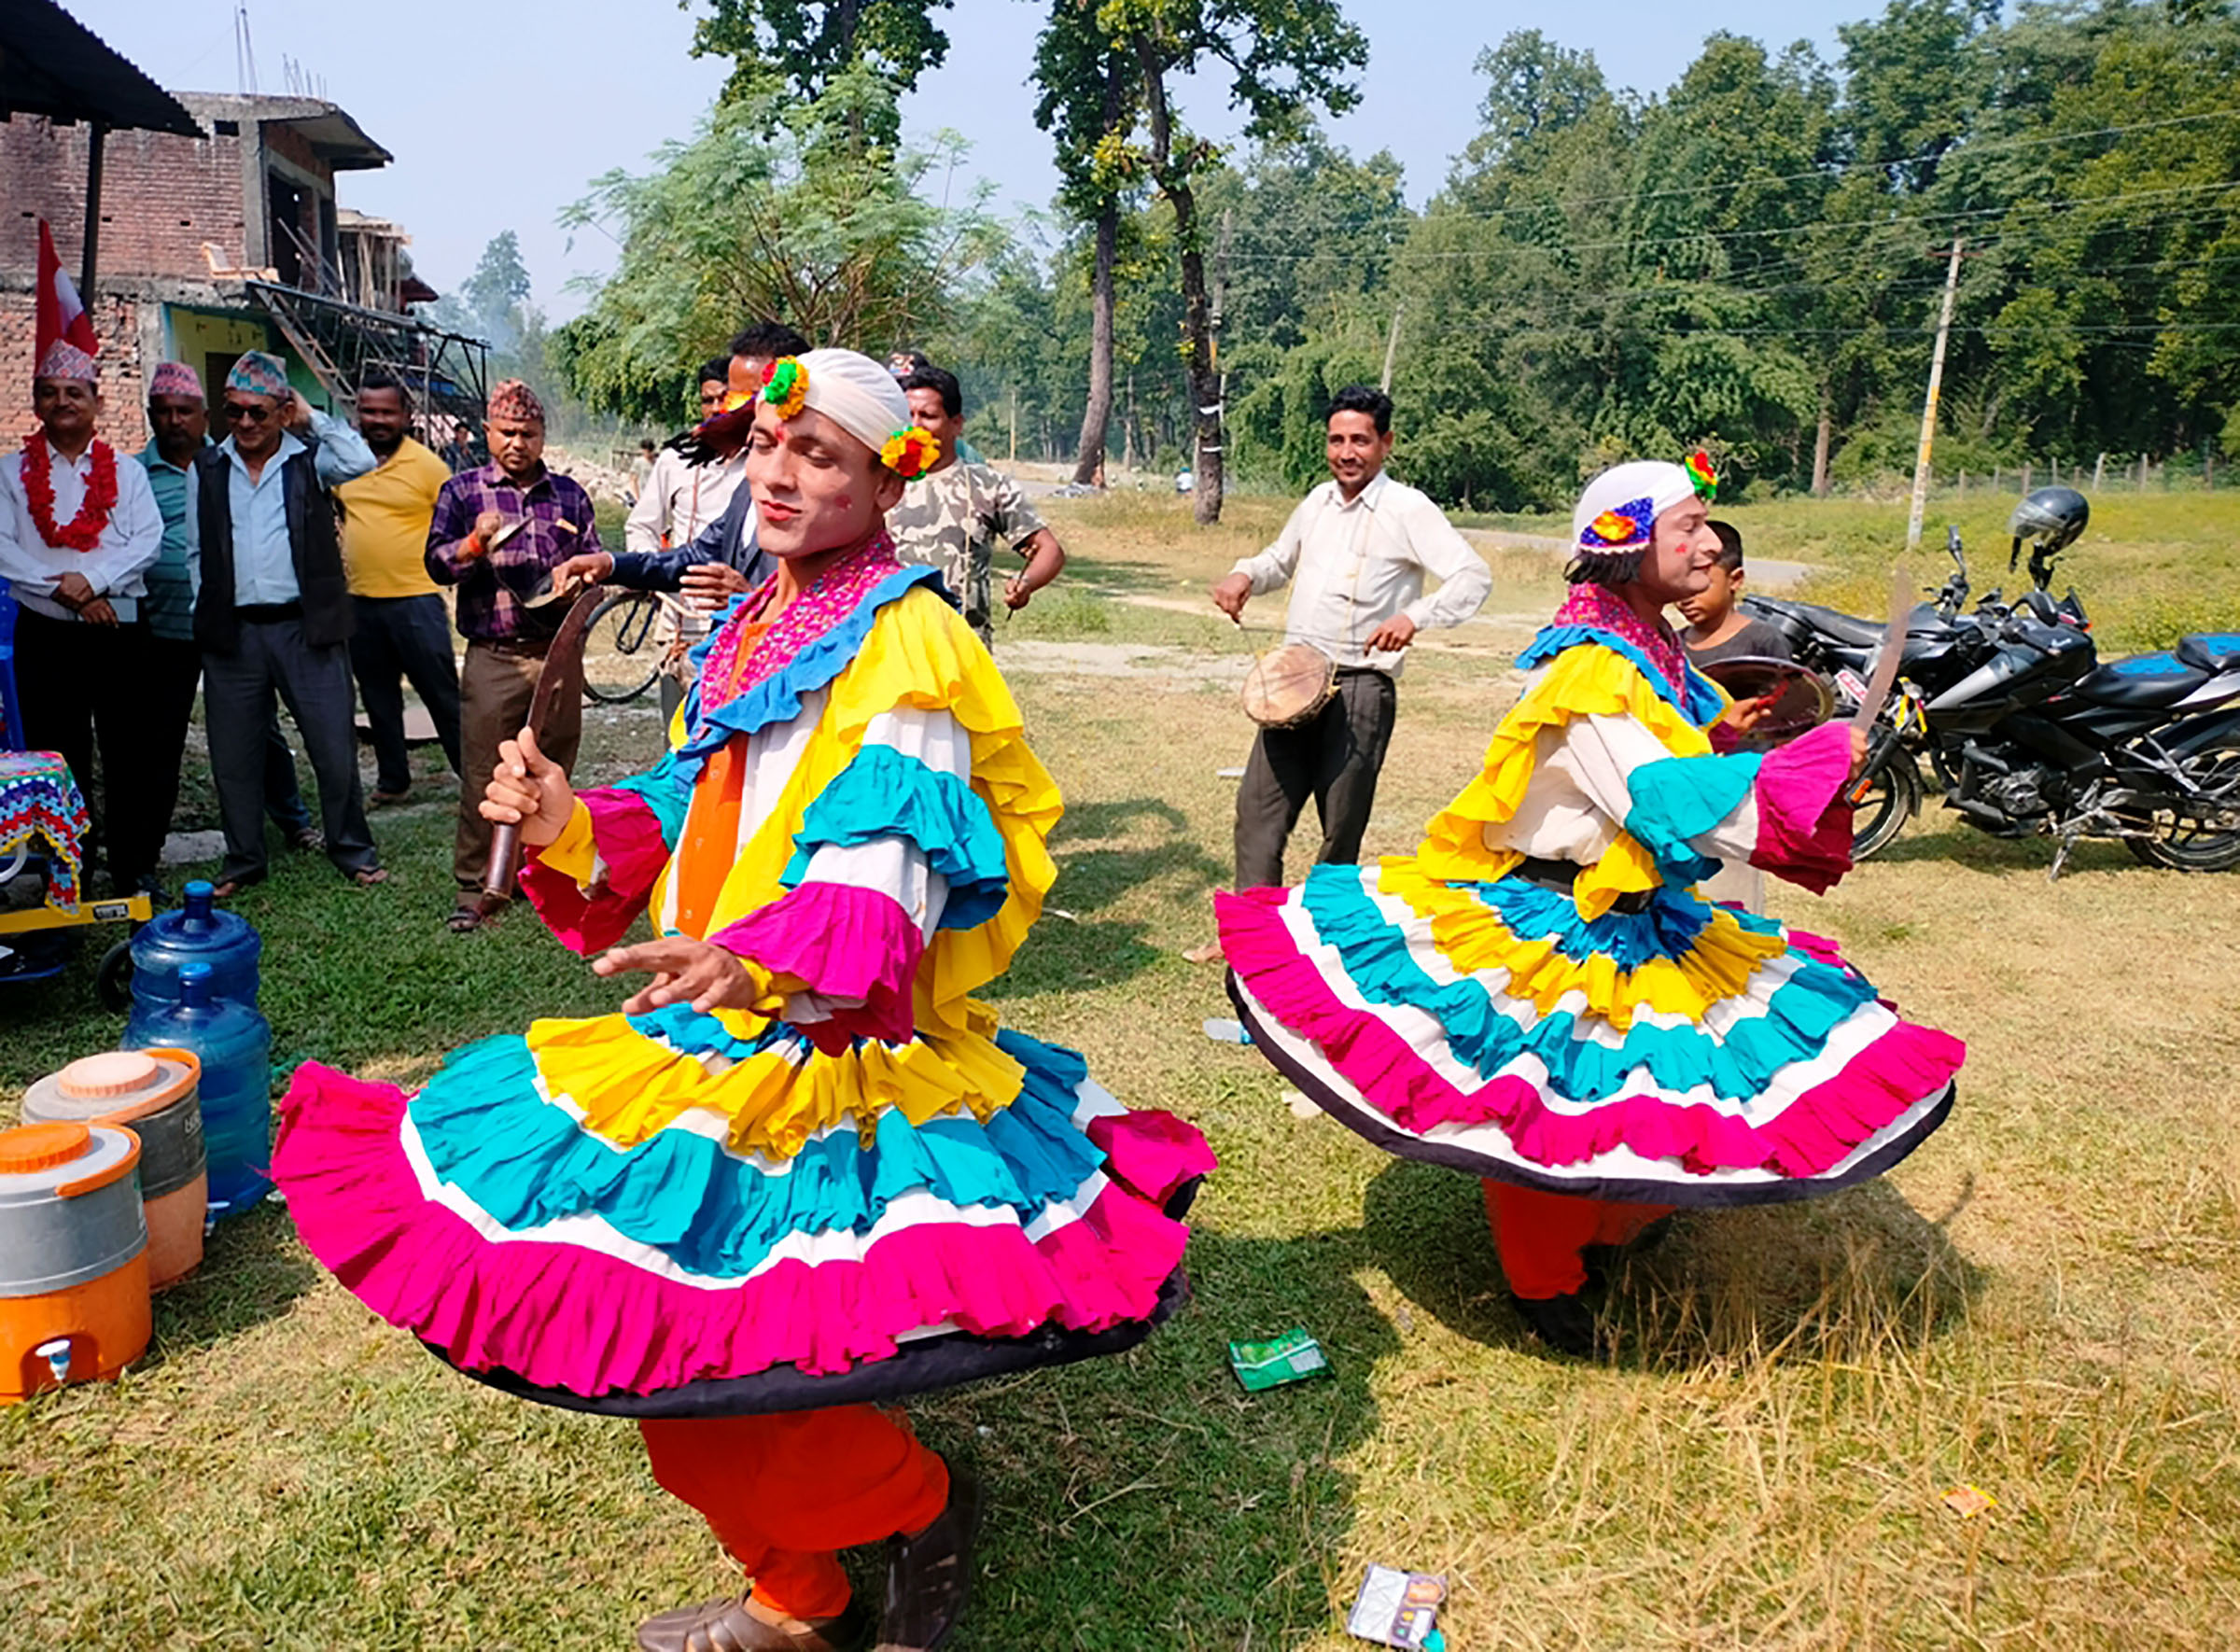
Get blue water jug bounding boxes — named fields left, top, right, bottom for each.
left=129, top=962, right=273, bottom=1220
left=127, top=880, right=262, bottom=1016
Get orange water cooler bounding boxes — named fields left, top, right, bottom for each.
left=21, top=1050, right=206, bottom=1288
left=0, top=1121, right=152, bottom=1405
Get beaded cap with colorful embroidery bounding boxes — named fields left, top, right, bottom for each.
left=1566, top=454, right=1718, bottom=584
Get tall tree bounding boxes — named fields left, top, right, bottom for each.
left=1033, top=7, right=1140, bottom=486
left=553, top=69, right=999, bottom=424
left=462, top=230, right=534, bottom=349
left=690, top=0, right=954, bottom=103
left=1095, top=0, right=1368, bottom=524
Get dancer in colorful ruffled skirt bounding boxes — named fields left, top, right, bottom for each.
left=276, top=350, right=1212, bottom=1652
left=1216, top=455, right=1961, bottom=1356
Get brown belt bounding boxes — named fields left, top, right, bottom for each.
left=474, top=635, right=553, bottom=660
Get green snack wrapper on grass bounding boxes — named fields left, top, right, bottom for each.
left=1227, top=1327, right=1332, bottom=1391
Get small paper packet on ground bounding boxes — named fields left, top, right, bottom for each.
left=1227, top=1327, right=1332, bottom=1391
left=1346, top=1565, right=1446, bottom=1648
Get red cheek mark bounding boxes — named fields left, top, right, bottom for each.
left=834, top=494, right=854, bottom=512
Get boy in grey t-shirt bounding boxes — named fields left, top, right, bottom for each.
left=1677, top=519, right=1791, bottom=666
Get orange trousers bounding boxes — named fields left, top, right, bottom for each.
left=639, top=1404, right=950, bottom=1619
left=1483, top=1181, right=1675, bottom=1300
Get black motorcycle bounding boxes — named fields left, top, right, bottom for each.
left=1743, top=491, right=2106, bottom=860
left=1878, top=613, right=2240, bottom=875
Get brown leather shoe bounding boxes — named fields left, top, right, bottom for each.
left=875, top=1467, right=983, bottom=1652
left=636, top=1595, right=870, bottom=1652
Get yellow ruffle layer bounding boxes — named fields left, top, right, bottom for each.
left=646, top=583, right=1062, bottom=1041
left=1415, top=643, right=1729, bottom=920
left=525, top=998, right=1026, bottom=1158
left=1373, top=858, right=1787, bottom=1031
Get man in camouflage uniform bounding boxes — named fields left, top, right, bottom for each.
left=888, top=365, right=1066, bottom=644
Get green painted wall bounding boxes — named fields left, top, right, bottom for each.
left=161, top=304, right=343, bottom=413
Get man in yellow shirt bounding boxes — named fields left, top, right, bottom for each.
left=336, top=370, right=463, bottom=804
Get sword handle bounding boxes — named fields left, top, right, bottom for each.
left=482, top=819, right=523, bottom=901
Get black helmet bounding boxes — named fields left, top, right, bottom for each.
left=2008, top=486, right=2089, bottom=555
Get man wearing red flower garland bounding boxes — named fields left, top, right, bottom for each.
left=0, top=340, right=167, bottom=892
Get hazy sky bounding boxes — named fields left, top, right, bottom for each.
left=65, top=0, right=1872, bottom=316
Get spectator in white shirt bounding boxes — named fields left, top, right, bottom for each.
left=622, top=357, right=747, bottom=721
left=0, top=340, right=167, bottom=892
left=1210, top=385, right=1492, bottom=893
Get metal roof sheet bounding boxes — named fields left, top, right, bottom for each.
left=0, top=0, right=203, bottom=137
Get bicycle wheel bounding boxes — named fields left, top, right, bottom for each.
left=581, top=592, right=663, bottom=705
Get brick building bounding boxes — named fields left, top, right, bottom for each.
left=3, top=92, right=482, bottom=453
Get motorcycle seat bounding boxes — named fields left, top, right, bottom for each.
left=2067, top=654, right=2204, bottom=707
left=1779, top=601, right=1886, bottom=648
left=2176, top=632, right=2240, bottom=675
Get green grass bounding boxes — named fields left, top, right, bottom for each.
left=6, top=493, right=2240, bottom=1647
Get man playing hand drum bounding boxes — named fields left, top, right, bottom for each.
left=1209, top=385, right=1491, bottom=898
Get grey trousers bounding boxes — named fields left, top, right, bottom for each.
left=203, top=618, right=378, bottom=884
left=1233, top=667, right=1397, bottom=890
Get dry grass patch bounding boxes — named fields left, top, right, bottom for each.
left=4, top=489, right=2238, bottom=1647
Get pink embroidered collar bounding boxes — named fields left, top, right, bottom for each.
left=698, top=534, right=905, bottom=713
left=1550, top=581, right=1689, bottom=697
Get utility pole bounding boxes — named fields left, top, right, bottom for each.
left=1906, top=237, right=1965, bottom=550
left=1199, top=205, right=1235, bottom=510
left=1379, top=304, right=1404, bottom=394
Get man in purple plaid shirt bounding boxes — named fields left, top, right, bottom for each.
left=424, top=379, right=601, bottom=931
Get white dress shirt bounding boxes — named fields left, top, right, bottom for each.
left=625, top=448, right=748, bottom=557
left=0, top=439, right=164, bottom=623
left=1228, top=470, right=1491, bottom=677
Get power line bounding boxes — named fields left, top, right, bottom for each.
left=1380, top=109, right=2240, bottom=224
left=1221, top=177, right=2240, bottom=262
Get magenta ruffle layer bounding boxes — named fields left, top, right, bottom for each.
left=710, top=881, right=924, bottom=1046
left=1747, top=721, right=1856, bottom=893
left=1216, top=889, right=1963, bottom=1180
left=275, top=1065, right=1201, bottom=1398
left=518, top=788, right=671, bottom=956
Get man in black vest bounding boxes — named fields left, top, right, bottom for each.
left=194, top=351, right=387, bottom=894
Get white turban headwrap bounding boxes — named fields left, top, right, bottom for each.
left=1570, top=454, right=1717, bottom=556
left=761, top=347, right=915, bottom=465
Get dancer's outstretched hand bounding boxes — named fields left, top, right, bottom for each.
left=1712, top=693, right=1773, bottom=735
left=595, top=936, right=768, bottom=1015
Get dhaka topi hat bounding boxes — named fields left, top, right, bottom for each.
left=487, top=379, right=546, bottom=426
left=35, top=340, right=99, bottom=385
left=225, top=350, right=291, bottom=400
left=147, top=361, right=203, bottom=402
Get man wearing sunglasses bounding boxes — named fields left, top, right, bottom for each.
left=193, top=350, right=387, bottom=895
